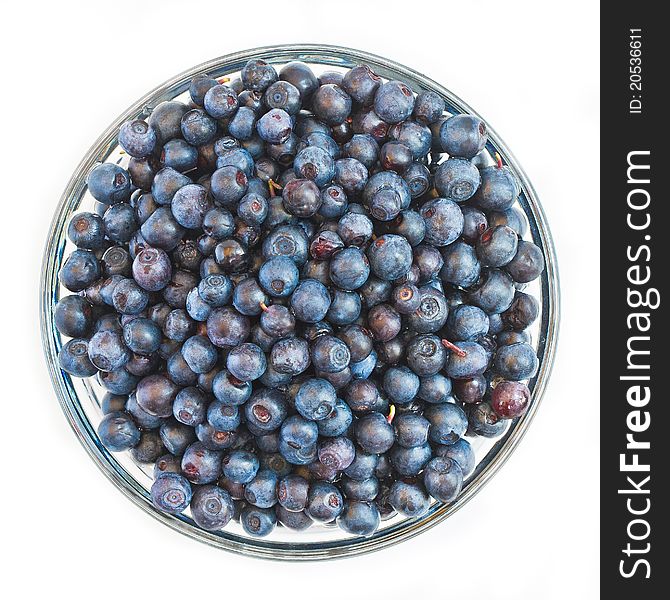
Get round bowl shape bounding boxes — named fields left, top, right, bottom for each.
left=41, top=44, right=559, bottom=560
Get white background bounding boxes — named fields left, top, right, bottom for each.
left=2, top=1, right=599, bottom=597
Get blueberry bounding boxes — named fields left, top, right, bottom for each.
left=260, top=304, right=295, bottom=337
left=295, top=378, right=337, bottom=421
left=367, top=234, right=413, bottom=281
left=423, top=457, right=463, bottom=503
left=461, top=206, right=489, bottom=245
left=439, top=241, right=480, bottom=288
left=189, top=74, right=219, bottom=106
left=169, top=184, right=212, bottom=229
left=56, top=338, right=95, bottom=378
left=405, top=287, right=449, bottom=334
left=506, top=240, right=545, bottom=283
left=241, top=59, right=278, bottom=91
left=87, top=163, right=131, bottom=205
left=491, top=380, right=531, bottom=419
left=206, top=401, right=240, bottom=431
left=276, top=506, right=312, bottom=530
left=111, top=278, right=149, bottom=315
left=210, top=165, right=248, bottom=206
left=337, top=325, right=373, bottom=364
left=270, top=337, right=311, bottom=376
left=280, top=178, right=322, bottom=217
left=434, top=158, right=481, bottom=202
left=140, top=207, right=185, bottom=251
left=59, top=249, right=101, bottom=292
left=388, top=480, right=430, bottom=517
left=468, top=268, right=516, bottom=314
left=54, top=295, right=93, bottom=338
left=416, top=372, right=452, bottom=404
left=407, top=335, right=446, bottom=376
left=443, top=341, right=488, bottom=380
left=337, top=501, right=380, bottom=536
left=390, top=443, right=432, bottom=476
left=258, top=256, right=300, bottom=298
left=244, top=389, right=288, bottom=433
left=311, top=335, right=350, bottom=373
left=501, top=291, right=539, bottom=331
left=354, top=412, right=394, bottom=454
left=374, top=80, right=415, bottom=124
left=343, top=133, right=379, bottom=173
left=350, top=349, right=378, bottom=380
left=363, top=171, right=411, bottom=222
left=222, top=450, right=259, bottom=484
left=420, top=198, right=464, bottom=247
left=494, top=342, right=539, bottom=381
left=277, top=474, right=310, bottom=512
left=151, top=473, right=192, bottom=514
left=162, top=307, right=194, bottom=341
left=402, top=162, right=431, bottom=199
left=136, top=374, right=179, bottom=418
left=306, top=481, right=344, bottom=522
left=312, top=84, right=352, bottom=125
left=474, top=165, right=520, bottom=212
left=329, top=247, right=370, bottom=291
left=232, top=277, right=268, bottom=316
left=198, top=274, right=232, bottom=307
left=244, top=468, right=279, bottom=508
left=181, top=109, right=217, bottom=146
left=213, top=238, right=249, bottom=274
left=206, top=307, right=250, bottom=348
left=389, top=121, right=432, bottom=159
left=317, top=436, right=355, bottom=471
left=148, top=100, right=188, bottom=142
left=393, top=413, right=431, bottom=448
left=123, top=317, right=161, bottom=355
left=279, top=62, right=319, bottom=99
left=383, top=366, right=420, bottom=405
left=337, top=211, right=373, bottom=247
left=476, top=225, right=519, bottom=268
left=216, top=146, right=255, bottom=176
left=488, top=207, right=528, bottom=237
left=151, top=167, right=192, bottom=205
left=130, top=431, right=165, bottom=464
left=299, top=131, right=340, bottom=159
left=256, top=108, right=293, bottom=144
left=439, top=114, right=487, bottom=158
left=241, top=505, right=276, bottom=537
left=160, top=139, right=198, bottom=172
left=280, top=415, right=319, bottom=453
left=264, top=80, right=301, bottom=114
left=425, top=402, right=468, bottom=444
left=447, top=305, right=490, bottom=341
left=293, top=147, right=335, bottom=188
left=226, top=342, right=267, bottom=381
left=67, top=212, right=105, bottom=249
left=203, top=84, right=239, bottom=119
left=102, top=245, right=132, bottom=277
left=288, top=278, right=330, bottom=323
left=342, top=65, right=382, bottom=105
left=333, top=158, right=369, bottom=197
left=435, top=438, right=475, bottom=477
left=190, top=485, right=234, bottom=530
left=413, top=90, right=446, bottom=125
left=153, top=453, right=182, bottom=478
left=316, top=399, right=353, bottom=437
left=181, top=335, right=218, bottom=374
left=118, top=119, right=157, bottom=158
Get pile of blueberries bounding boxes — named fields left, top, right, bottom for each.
left=55, top=59, right=544, bottom=538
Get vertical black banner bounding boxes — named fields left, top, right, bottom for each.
left=601, top=4, right=666, bottom=596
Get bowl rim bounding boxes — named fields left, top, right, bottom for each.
left=40, top=43, right=560, bottom=561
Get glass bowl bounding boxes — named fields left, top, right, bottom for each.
left=40, top=44, right=559, bottom=560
